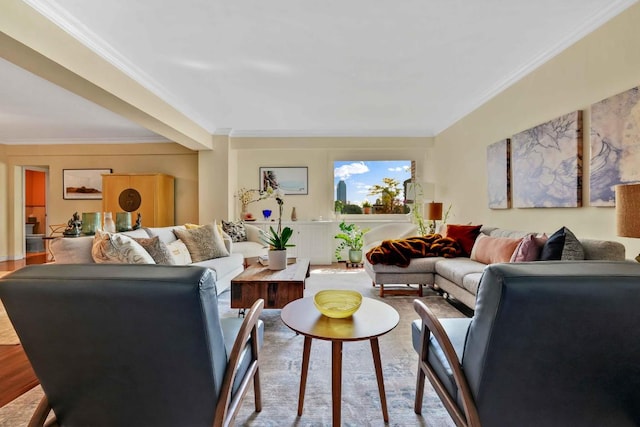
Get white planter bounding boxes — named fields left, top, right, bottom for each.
left=268, top=250, right=287, bottom=270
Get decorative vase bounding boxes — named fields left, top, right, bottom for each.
left=291, top=207, right=297, bottom=221
left=268, top=249, right=287, bottom=270
left=81, top=212, right=101, bottom=235
left=103, top=212, right=116, bottom=233
left=349, top=249, right=363, bottom=264
left=116, top=212, right=132, bottom=232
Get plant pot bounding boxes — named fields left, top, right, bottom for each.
left=348, top=249, right=363, bottom=264
left=363, top=207, right=371, bottom=214
left=268, top=249, right=287, bottom=270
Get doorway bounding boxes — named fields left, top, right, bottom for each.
left=24, top=167, right=48, bottom=256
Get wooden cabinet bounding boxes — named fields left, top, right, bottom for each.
left=102, top=173, right=175, bottom=227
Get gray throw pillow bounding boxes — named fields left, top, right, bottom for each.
left=173, top=222, right=229, bottom=263
left=133, top=236, right=176, bottom=265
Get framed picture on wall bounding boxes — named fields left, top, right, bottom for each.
left=259, top=167, right=308, bottom=195
left=63, top=168, right=112, bottom=200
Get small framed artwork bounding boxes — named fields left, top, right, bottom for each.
left=63, top=168, right=112, bottom=200
left=259, top=167, right=308, bottom=195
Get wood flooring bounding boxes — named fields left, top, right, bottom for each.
left=0, top=252, right=45, bottom=408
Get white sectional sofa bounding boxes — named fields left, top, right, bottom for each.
left=364, top=224, right=626, bottom=309
left=49, top=225, right=255, bottom=295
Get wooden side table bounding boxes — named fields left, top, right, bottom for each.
left=281, top=297, right=400, bottom=426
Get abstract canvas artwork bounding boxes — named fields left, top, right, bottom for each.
left=486, top=139, right=511, bottom=209
left=511, top=111, right=583, bottom=208
left=590, top=86, right=640, bottom=206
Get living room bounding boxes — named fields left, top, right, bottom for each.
left=2, top=2, right=640, bottom=261
left=2, top=1, right=640, bottom=425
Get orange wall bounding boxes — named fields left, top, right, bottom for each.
left=25, top=170, right=46, bottom=233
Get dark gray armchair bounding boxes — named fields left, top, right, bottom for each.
left=0, top=264, right=264, bottom=427
left=412, top=261, right=640, bottom=427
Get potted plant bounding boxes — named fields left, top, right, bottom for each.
left=261, top=226, right=295, bottom=270
left=334, top=221, right=370, bottom=263
left=362, top=200, right=372, bottom=214
left=260, top=188, right=295, bottom=270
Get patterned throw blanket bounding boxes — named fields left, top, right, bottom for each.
left=366, top=234, right=461, bottom=268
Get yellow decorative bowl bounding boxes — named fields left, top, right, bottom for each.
left=313, top=290, right=362, bottom=318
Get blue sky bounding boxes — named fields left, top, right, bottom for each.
left=334, top=160, right=411, bottom=205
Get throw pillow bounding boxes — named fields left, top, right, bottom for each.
left=91, top=230, right=156, bottom=264
left=133, top=236, right=176, bottom=265
left=172, top=222, right=229, bottom=263
left=510, top=233, right=548, bottom=262
left=222, top=220, right=248, bottom=242
left=49, top=236, right=95, bottom=263
left=540, top=227, right=585, bottom=261
left=166, top=239, right=193, bottom=265
left=470, top=235, right=522, bottom=264
left=444, top=224, right=483, bottom=257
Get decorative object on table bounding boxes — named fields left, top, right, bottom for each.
left=115, top=212, right=132, bottom=232
left=590, top=86, right=640, bottom=206
left=511, top=110, right=582, bottom=208
left=260, top=188, right=294, bottom=270
left=63, top=212, right=82, bottom=236
left=487, top=138, right=511, bottom=209
left=62, top=168, right=112, bottom=200
left=313, top=290, right=362, bottom=318
left=291, top=207, right=297, bottom=221
left=615, top=183, right=640, bottom=262
left=81, top=212, right=101, bottom=235
left=334, top=221, right=370, bottom=263
left=426, top=202, right=443, bottom=234
left=236, top=187, right=271, bottom=220
left=132, top=213, right=142, bottom=230
left=406, top=182, right=435, bottom=235
left=262, top=209, right=272, bottom=221
left=259, top=166, right=308, bottom=194
left=103, top=212, right=116, bottom=233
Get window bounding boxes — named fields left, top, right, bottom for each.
left=333, top=160, right=413, bottom=214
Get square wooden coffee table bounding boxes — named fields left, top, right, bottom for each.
left=231, top=258, right=310, bottom=313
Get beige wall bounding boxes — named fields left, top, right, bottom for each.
left=434, top=2, right=640, bottom=258
left=1, top=142, right=198, bottom=260
left=216, top=136, right=432, bottom=222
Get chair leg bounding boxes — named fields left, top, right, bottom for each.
left=379, top=284, right=385, bottom=297
left=415, top=365, right=425, bottom=414
left=253, top=366, right=262, bottom=412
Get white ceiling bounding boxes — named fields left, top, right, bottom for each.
left=1, top=0, right=637, bottom=145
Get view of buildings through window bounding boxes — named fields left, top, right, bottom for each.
left=334, top=160, right=413, bottom=214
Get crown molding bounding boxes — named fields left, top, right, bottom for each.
left=434, top=0, right=638, bottom=135
left=228, top=128, right=434, bottom=138
left=0, top=136, right=170, bottom=145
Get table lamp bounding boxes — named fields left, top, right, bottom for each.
left=615, top=183, right=640, bottom=262
left=426, top=202, right=443, bottom=234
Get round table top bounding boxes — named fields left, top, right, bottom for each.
left=281, top=296, right=400, bottom=342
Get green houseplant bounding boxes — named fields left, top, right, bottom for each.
left=260, top=188, right=295, bottom=269
left=334, top=221, right=370, bottom=263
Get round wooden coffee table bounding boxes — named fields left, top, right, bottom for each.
left=281, top=296, right=400, bottom=426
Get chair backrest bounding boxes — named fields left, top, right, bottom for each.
left=0, top=264, right=228, bottom=427
left=463, top=261, right=640, bottom=427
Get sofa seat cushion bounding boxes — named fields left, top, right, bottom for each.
left=192, top=253, right=244, bottom=282
left=412, top=317, right=472, bottom=401
left=462, top=272, right=483, bottom=295
left=232, top=241, right=267, bottom=259
left=435, top=258, right=486, bottom=286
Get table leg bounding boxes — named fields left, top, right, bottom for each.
left=297, top=336, right=312, bottom=416
left=370, top=337, right=389, bottom=422
left=332, top=341, right=342, bottom=427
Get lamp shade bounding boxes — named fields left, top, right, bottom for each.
left=615, top=183, right=640, bottom=238
left=426, top=202, right=443, bottom=221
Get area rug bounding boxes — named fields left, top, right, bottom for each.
left=0, top=268, right=463, bottom=426
left=0, top=300, right=20, bottom=346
